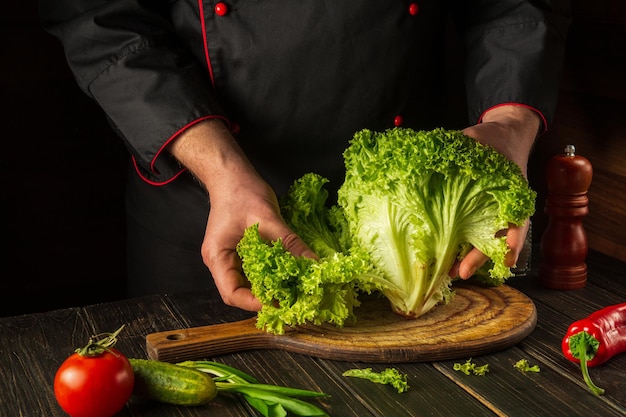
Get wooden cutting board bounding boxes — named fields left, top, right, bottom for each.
left=146, top=283, right=536, bottom=363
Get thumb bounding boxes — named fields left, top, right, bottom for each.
left=258, top=219, right=319, bottom=260
left=274, top=229, right=319, bottom=259
left=280, top=231, right=319, bottom=260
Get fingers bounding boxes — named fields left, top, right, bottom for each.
left=217, top=267, right=263, bottom=312
left=457, top=248, right=489, bottom=280
left=210, top=229, right=314, bottom=311
left=504, top=220, right=530, bottom=268
left=449, top=259, right=461, bottom=278
left=202, top=213, right=264, bottom=311
left=204, top=207, right=317, bottom=312
left=456, top=220, right=531, bottom=279
left=205, top=245, right=263, bottom=311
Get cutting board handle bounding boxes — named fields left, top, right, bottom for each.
left=146, top=317, right=274, bottom=362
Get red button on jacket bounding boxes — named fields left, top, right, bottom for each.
left=215, top=2, right=228, bottom=16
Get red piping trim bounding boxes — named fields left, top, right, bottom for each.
left=197, top=0, right=215, bottom=87
left=477, top=103, right=548, bottom=134
left=134, top=4, right=224, bottom=186
left=132, top=156, right=186, bottom=186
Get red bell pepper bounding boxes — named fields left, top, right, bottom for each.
left=561, top=302, right=626, bottom=395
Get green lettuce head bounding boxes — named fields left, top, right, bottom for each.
left=237, top=127, right=536, bottom=333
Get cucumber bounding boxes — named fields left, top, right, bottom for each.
left=129, top=358, right=217, bottom=406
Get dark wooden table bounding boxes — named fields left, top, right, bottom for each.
left=2, top=246, right=625, bottom=417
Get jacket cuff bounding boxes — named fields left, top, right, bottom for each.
left=133, top=115, right=231, bottom=185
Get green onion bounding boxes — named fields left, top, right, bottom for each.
left=178, top=360, right=330, bottom=417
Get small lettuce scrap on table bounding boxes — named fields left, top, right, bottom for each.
left=453, top=358, right=490, bottom=376
left=237, top=127, right=536, bottom=334
left=342, top=368, right=410, bottom=393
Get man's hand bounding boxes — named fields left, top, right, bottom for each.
left=202, top=171, right=315, bottom=311
left=452, top=105, right=540, bottom=279
left=168, top=119, right=315, bottom=311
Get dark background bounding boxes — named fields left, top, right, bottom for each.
left=3, top=2, right=128, bottom=315
left=2, top=2, right=625, bottom=317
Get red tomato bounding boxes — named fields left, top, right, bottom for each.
left=54, top=348, right=134, bottom=417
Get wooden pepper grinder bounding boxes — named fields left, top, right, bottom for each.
left=539, top=144, right=593, bottom=289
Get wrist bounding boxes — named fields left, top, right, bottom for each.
left=481, top=104, right=542, bottom=139
left=482, top=105, right=541, bottom=160
left=167, top=118, right=256, bottom=193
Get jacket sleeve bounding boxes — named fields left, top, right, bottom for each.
left=451, top=0, right=572, bottom=130
left=39, top=0, right=225, bottom=184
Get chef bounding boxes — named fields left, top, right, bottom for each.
left=39, top=0, right=571, bottom=311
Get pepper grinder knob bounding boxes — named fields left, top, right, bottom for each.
left=539, top=144, right=593, bottom=289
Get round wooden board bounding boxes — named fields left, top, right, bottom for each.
left=284, top=282, right=537, bottom=362
left=146, top=283, right=537, bottom=363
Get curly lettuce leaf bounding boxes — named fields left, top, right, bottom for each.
left=337, top=128, right=535, bottom=317
left=237, top=224, right=386, bottom=334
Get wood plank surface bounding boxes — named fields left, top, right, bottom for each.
left=1, top=247, right=625, bottom=417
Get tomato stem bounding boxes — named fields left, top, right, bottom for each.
left=576, top=335, right=605, bottom=396
left=76, top=325, right=125, bottom=357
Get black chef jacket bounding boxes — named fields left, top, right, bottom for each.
left=39, top=0, right=571, bottom=295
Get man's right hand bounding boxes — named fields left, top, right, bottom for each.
left=168, top=119, right=315, bottom=311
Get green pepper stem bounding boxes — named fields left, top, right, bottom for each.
left=577, top=336, right=605, bottom=396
